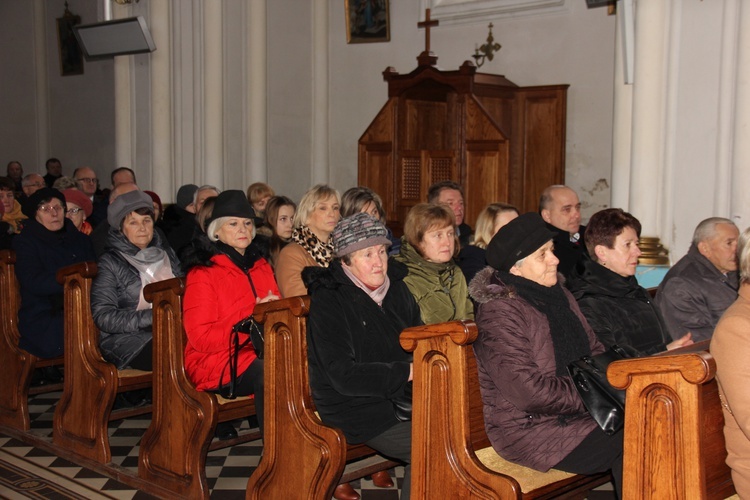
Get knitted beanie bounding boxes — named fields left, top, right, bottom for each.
left=332, top=212, right=391, bottom=257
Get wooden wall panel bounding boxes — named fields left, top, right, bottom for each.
left=465, top=142, right=509, bottom=226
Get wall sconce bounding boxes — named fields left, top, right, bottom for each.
left=472, top=23, right=501, bottom=68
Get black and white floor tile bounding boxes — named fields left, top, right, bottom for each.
left=1, top=391, right=612, bottom=499
left=0, top=391, right=406, bottom=499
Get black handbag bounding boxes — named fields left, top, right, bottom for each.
left=567, top=344, right=639, bottom=435
left=392, top=381, right=413, bottom=422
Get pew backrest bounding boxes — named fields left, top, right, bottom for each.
left=248, top=297, right=398, bottom=499
left=399, top=320, right=611, bottom=499
left=609, top=351, right=734, bottom=499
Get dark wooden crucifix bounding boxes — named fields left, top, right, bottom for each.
left=417, top=8, right=439, bottom=65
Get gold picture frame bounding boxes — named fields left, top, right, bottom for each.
left=345, top=0, right=390, bottom=44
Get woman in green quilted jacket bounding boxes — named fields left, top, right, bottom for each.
left=395, top=203, right=474, bottom=324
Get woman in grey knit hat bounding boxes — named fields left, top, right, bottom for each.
left=303, top=212, right=422, bottom=500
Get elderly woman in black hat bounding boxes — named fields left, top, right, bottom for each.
left=13, top=187, right=95, bottom=359
left=182, top=190, right=280, bottom=436
left=91, top=190, right=181, bottom=372
left=468, top=212, right=624, bottom=497
left=304, top=212, right=422, bottom=500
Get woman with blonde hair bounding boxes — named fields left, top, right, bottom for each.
left=275, top=184, right=340, bottom=297
left=711, top=226, right=750, bottom=498
left=395, top=203, right=473, bottom=324
left=458, top=203, right=518, bottom=283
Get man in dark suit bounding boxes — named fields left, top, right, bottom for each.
left=539, top=184, right=587, bottom=279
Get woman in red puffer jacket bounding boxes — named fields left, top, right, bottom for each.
left=182, top=190, right=279, bottom=434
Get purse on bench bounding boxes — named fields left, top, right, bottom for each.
left=567, top=344, right=639, bottom=435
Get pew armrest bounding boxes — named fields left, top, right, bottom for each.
left=608, top=351, right=734, bottom=500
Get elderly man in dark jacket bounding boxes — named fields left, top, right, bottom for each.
left=656, top=217, right=740, bottom=342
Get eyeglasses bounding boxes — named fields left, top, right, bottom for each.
left=76, top=177, right=97, bottom=184
left=66, top=208, right=82, bottom=215
left=26, top=182, right=44, bottom=188
left=39, top=204, right=64, bottom=214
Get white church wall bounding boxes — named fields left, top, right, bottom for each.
left=327, top=0, right=617, bottom=224
left=1, top=0, right=114, bottom=179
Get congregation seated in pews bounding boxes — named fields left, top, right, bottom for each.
left=1, top=159, right=747, bottom=500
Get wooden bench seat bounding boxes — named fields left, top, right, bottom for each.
left=138, top=277, right=261, bottom=499
left=52, top=261, right=152, bottom=464
left=608, top=348, right=736, bottom=499
left=246, top=296, right=398, bottom=499
left=399, top=320, right=611, bottom=499
left=0, top=250, right=64, bottom=431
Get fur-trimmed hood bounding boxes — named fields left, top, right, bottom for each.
left=469, top=267, right=516, bottom=304
left=469, top=266, right=567, bottom=305
left=180, top=232, right=265, bottom=274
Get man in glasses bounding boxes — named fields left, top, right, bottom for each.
left=74, top=166, right=107, bottom=227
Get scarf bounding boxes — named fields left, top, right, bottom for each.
left=214, top=240, right=262, bottom=274
left=118, top=246, right=175, bottom=310
left=499, top=270, right=591, bottom=376
left=342, top=263, right=391, bottom=306
left=291, top=225, right=335, bottom=267
left=2, top=200, right=27, bottom=234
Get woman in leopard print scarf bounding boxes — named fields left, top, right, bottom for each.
left=275, top=184, right=340, bottom=297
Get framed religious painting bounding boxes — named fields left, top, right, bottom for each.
left=345, top=0, right=390, bottom=43
left=57, top=4, right=84, bottom=76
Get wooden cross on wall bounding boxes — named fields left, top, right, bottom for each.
left=418, top=9, right=439, bottom=53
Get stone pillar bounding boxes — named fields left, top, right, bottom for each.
left=731, top=1, right=750, bottom=228
left=311, top=0, right=329, bottom=184
left=628, top=0, right=674, bottom=263
left=204, top=1, right=223, bottom=188
left=247, top=0, right=267, bottom=185
left=33, top=0, right=48, bottom=165
left=150, top=0, right=172, bottom=197
left=610, top=1, right=633, bottom=211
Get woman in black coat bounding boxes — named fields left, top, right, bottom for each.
left=304, top=213, right=422, bottom=500
left=91, top=190, right=181, bottom=370
left=13, top=188, right=95, bottom=358
left=567, top=208, right=692, bottom=354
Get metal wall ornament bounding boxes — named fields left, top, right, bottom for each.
left=472, top=23, right=502, bottom=68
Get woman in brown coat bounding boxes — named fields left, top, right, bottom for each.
left=711, top=227, right=750, bottom=497
left=469, top=213, right=623, bottom=496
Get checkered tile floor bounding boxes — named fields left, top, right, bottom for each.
left=1, top=391, right=614, bottom=499
left=0, top=391, right=406, bottom=499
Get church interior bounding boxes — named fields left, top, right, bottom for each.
left=1, top=0, right=748, bottom=497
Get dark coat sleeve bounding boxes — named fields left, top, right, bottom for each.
left=13, top=233, right=64, bottom=296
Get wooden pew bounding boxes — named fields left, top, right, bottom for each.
left=608, top=349, right=736, bottom=499
left=399, top=320, right=612, bottom=499
left=246, top=296, right=399, bottom=499
left=0, top=250, right=64, bottom=431
left=138, top=277, right=261, bottom=499
left=53, top=262, right=152, bottom=464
